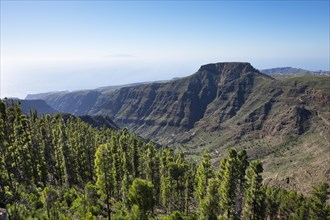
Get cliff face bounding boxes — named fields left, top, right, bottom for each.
left=27, top=90, right=102, bottom=116
left=26, top=62, right=329, bottom=144
left=26, top=62, right=330, bottom=194
left=89, top=62, right=267, bottom=132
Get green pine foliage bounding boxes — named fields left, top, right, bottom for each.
left=242, top=160, right=265, bottom=220
left=200, top=178, right=220, bottom=220
left=219, top=148, right=239, bottom=219
left=195, top=149, right=214, bottom=209
left=309, top=183, right=330, bottom=220
left=128, top=178, right=155, bottom=219
left=0, top=100, right=329, bottom=219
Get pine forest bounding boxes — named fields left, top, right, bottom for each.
left=0, top=100, right=329, bottom=220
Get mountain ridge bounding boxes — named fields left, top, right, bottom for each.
left=3, top=98, right=119, bottom=130
left=2, top=99, right=58, bottom=115
left=261, top=67, right=330, bottom=75
left=25, top=62, right=330, bottom=194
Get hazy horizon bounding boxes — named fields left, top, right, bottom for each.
left=1, top=1, right=329, bottom=98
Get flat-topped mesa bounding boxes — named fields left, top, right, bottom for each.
left=198, top=62, right=258, bottom=75
left=195, top=62, right=261, bottom=86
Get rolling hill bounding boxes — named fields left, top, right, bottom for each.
left=261, top=67, right=330, bottom=75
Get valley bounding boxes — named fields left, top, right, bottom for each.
left=26, top=62, right=330, bottom=195
left=2, top=1, right=329, bottom=218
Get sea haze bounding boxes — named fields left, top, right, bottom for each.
left=1, top=1, right=329, bottom=98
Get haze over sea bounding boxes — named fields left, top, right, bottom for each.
left=1, top=1, right=329, bottom=98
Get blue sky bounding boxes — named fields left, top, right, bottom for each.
left=1, top=1, right=329, bottom=98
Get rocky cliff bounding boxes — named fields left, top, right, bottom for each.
left=26, top=62, right=330, bottom=194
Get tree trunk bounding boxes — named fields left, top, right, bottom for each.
left=106, top=193, right=111, bottom=220
left=104, top=162, right=111, bottom=220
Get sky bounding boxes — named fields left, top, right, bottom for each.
left=1, top=1, right=329, bottom=98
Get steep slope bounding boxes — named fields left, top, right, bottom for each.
left=169, top=74, right=330, bottom=194
left=78, top=115, right=119, bottom=130
left=3, top=99, right=58, bottom=115
left=25, top=62, right=330, bottom=194
left=54, top=113, right=119, bottom=130
left=90, top=62, right=267, bottom=133
left=3, top=99, right=118, bottom=130
left=91, top=63, right=330, bottom=194
left=26, top=90, right=102, bottom=116
left=25, top=81, right=169, bottom=115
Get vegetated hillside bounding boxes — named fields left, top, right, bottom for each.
left=1, top=100, right=329, bottom=219
left=2, top=99, right=58, bottom=115
left=57, top=113, right=119, bottom=130
left=2, top=99, right=118, bottom=130
left=27, top=62, right=330, bottom=194
left=78, top=115, right=119, bottom=130
left=261, top=67, right=330, bottom=75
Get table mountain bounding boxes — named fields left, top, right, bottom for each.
left=26, top=62, right=330, bottom=194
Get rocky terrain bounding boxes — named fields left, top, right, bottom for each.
left=26, top=62, right=330, bottom=194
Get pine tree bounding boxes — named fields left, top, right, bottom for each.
left=52, top=119, right=65, bottom=186
left=120, top=152, right=130, bottom=208
left=84, top=181, right=100, bottom=216
left=309, top=183, right=330, bottom=220
left=264, top=186, right=280, bottom=220
left=3, top=102, right=19, bottom=192
left=168, top=159, right=186, bottom=211
left=144, top=142, right=156, bottom=184
left=40, top=114, right=57, bottom=185
left=28, top=110, right=47, bottom=185
left=219, top=148, right=238, bottom=219
left=130, top=135, right=140, bottom=178
left=12, top=105, right=34, bottom=185
left=41, top=186, right=59, bottom=220
left=58, top=118, right=77, bottom=187
left=242, top=160, right=265, bottom=220
left=293, top=200, right=309, bottom=220
left=196, top=149, right=213, bottom=208
left=110, top=133, right=122, bottom=199
left=160, top=148, right=174, bottom=212
left=236, top=150, right=249, bottom=216
left=168, top=149, right=188, bottom=211
left=183, top=163, right=195, bottom=215
left=278, top=190, right=303, bottom=219
left=200, top=178, right=220, bottom=220
left=0, top=100, right=10, bottom=204
left=129, top=178, right=155, bottom=219
left=95, top=143, right=114, bottom=220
